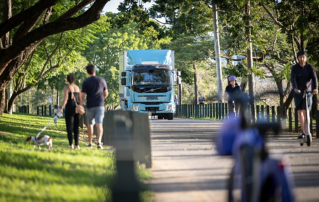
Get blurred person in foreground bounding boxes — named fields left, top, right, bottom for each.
left=291, top=50, right=318, bottom=139
left=80, top=64, right=108, bottom=149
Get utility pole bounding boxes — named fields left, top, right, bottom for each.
left=177, top=71, right=182, bottom=105
left=245, top=0, right=254, bottom=104
left=213, top=4, right=223, bottom=103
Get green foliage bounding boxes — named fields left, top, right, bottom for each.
left=165, top=35, right=215, bottom=84
left=82, top=16, right=171, bottom=109
left=0, top=113, right=152, bottom=201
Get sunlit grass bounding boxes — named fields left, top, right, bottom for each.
left=0, top=113, right=152, bottom=201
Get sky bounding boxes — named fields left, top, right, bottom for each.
left=102, top=0, right=154, bottom=14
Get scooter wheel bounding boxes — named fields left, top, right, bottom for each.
left=300, top=143, right=303, bottom=146
left=307, top=135, right=311, bottom=147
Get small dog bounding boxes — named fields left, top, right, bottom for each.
left=25, top=135, right=53, bottom=150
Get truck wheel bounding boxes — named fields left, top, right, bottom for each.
left=168, top=113, right=174, bottom=120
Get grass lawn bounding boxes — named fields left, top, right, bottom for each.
left=0, top=113, right=151, bottom=201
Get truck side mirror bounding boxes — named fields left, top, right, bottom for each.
left=121, top=71, right=126, bottom=77
left=121, top=78, right=126, bottom=85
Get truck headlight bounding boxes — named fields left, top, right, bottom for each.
left=166, top=103, right=173, bottom=111
left=132, top=105, right=139, bottom=111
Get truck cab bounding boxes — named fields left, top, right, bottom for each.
left=119, top=50, right=175, bottom=120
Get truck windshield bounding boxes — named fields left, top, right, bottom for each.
left=132, top=69, right=173, bottom=93
left=132, top=69, right=173, bottom=86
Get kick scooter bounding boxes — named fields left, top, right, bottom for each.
left=300, top=91, right=312, bottom=146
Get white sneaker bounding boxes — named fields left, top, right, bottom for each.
left=70, top=145, right=74, bottom=149
left=97, top=144, right=103, bottom=149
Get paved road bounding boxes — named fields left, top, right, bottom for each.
left=148, top=118, right=319, bottom=202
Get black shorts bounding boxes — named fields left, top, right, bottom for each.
left=296, top=92, right=313, bottom=111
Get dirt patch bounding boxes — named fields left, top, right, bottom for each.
left=0, top=131, right=14, bottom=136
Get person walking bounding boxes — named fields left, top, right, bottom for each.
left=80, top=64, right=108, bottom=149
left=291, top=50, right=318, bottom=139
left=225, top=76, right=242, bottom=116
left=199, top=94, right=206, bottom=105
left=60, top=74, right=82, bottom=149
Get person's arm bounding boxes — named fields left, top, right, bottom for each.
left=291, top=66, right=300, bottom=94
left=77, top=86, right=82, bottom=105
left=80, top=81, right=87, bottom=106
left=311, top=65, right=318, bottom=94
left=60, top=87, right=69, bottom=111
left=103, top=79, right=108, bottom=99
left=104, top=89, right=109, bottom=99
left=224, top=87, right=229, bottom=100
left=80, top=92, right=86, bottom=105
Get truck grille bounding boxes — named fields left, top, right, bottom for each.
left=146, top=107, right=159, bottom=111
left=138, top=95, right=166, bottom=101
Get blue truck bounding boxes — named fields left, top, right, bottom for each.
left=119, top=50, right=176, bottom=120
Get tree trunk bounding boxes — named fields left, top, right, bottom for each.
left=4, top=88, right=9, bottom=113
left=245, top=1, right=254, bottom=104
left=213, top=4, right=223, bottom=102
left=56, top=90, right=59, bottom=107
left=0, top=89, right=5, bottom=115
left=7, top=91, right=19, bottom=114
left=193, top=63, right=198, bottom=105
left=7, top=85, right=33, bottom=113
left=8, top=81, right=13, bottom=114
left=240, top=78, right=248, bottom=92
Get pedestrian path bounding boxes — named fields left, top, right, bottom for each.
left=148, top=119, right=230, bottom=201
left=148, top=118, right=319, bottom=202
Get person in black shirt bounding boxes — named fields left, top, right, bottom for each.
left=60, top=74, right=82, bottom=149
left=225, top=76, right=242, bottom=116
left=291, top=50, right=318, bottom=139
left=81, top=64, right=108, bottom=149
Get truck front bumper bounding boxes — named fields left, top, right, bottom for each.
left=134, top=103, right=175, bottom=115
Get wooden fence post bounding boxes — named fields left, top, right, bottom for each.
left=289, top=108, right=292, bottom=132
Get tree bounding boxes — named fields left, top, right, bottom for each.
left=216, top=0, right=296, bottom=111
left=82, top=16, right=171, bottom=109
left=0, top=0, right=110, bottom=114
left=165, top=35, right=215, bottom=104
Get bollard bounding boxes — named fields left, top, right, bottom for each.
left=44, top=105, right=47, bottom=116
left=266, top=105, right=270, bottom=122
left=295, top=108, right=298, bottom=133
left=212, top=103, right=215, bottom=118
left=218, top=103, right=222, bottom=120
left=210, top=103, right=213, bottom=118
left=110, top=111, right=140, bottom=202
left=41, top=105, right=44, bottom=116
left=256, top=105, right=260, bottom=121
left=261, top=105, right=264, bottom=120
left=289, top=108, right=292, bottom=132
left=49, top=105, right=51, bottom=116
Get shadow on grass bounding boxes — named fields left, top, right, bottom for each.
left=0, top=151, right=114, bottom=187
